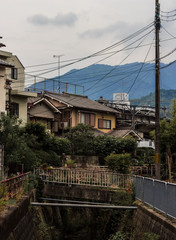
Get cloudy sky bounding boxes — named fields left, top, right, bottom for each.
left=1, top=0, right=176, bottom=78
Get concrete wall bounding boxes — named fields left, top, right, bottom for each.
left=11, top=95, right=28, bottom=124
left=43, top=184, right=133, bottom=204
left=0, top=195, right=36, bottom=240
left=131, top=204, right=176, bottom=240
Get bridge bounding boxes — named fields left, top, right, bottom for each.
left=1, top=168, right=176, bottom=219
left=33, top=167, right=176, bottom=220
left=34, top=167, right=133, bottom=189
left=1, top=169, right=176, bottom=240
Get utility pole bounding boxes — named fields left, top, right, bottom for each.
left=53, top=55, right=64, bottom=94
left=131, top=105, right=136, bottom=130
left=155, top=0, right=161, bottom=179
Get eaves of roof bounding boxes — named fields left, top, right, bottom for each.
left=33, top=97, right=61, bottom=113
left=44, top=92, right=119, bottom=114
left=0, top=59, right=14, bottom=68
left=44, top=93, right=72, bottom=107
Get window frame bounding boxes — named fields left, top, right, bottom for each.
left=11, top=67, right=18, bottom=80
left=11, top=102, right=19, bottom=117
left=98, top=119, right=111, bottom=129
left=80, top=112, right=95, bottom=127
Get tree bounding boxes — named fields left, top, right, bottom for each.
left=0, top=115, right=37, bottom=173
left=65, top=123, right=95, bottom=155
left=159, top=99, right=176, bottom=181
left=24, top=122, right=71, bottom=167
left=94, top=135, right=137, bottom=165
left=136, top=148, right=155, bottom=166
left=0, top=117, right=71, bottom=174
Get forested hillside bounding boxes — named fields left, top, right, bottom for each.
left=29, top=62, right=176, bottom=100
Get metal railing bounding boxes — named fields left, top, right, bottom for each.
left=134, top=175, right=176, bottom=220
left=35, top=168, right=133, bottom=189
left=0, top=172, right=30, bottom=200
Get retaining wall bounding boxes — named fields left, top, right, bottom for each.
left=131, top=203, right=176, bottom=240
left=43, top=183, right=132, bottom=204
left=0, top=194, right=36, bottom=240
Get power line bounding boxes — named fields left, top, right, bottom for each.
left=127, top=37, right=155, bottom=93
left=86, top=28, right=154, bottom=93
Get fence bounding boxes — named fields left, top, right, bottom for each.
left=35, top=168, right=133, bottom=189
left=0, top=172, right=30, bottom=200
left=134, top=175, right=176, bottom=219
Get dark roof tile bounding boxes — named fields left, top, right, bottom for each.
left=45, top=92, right=119, bottom=114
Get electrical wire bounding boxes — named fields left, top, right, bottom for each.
left=161, top=25, right=176, bottom=39
left=161, top=9, right=176, bottom=14
left=85, top=28, right=154, bottom=93
left=127, top=37, right=155, bottom=94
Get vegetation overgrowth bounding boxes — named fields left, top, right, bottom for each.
left=0, top=117, right=155, bottom=176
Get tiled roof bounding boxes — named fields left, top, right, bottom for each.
left=0, top=59, right=14, bottom=68
left=108, top=129, right=142, bottom=140
left=28, top=97, right=41, bottom=104
left=44, top=92, right=119, bottom=114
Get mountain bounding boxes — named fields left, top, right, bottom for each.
left=29, top=62, right=176, bottom=100
left=131, top=89, right=176, bottom=116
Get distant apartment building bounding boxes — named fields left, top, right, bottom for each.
left=113, top=92, right=130, bottom=106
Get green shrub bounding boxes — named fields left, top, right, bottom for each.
left=143, top=233, right=159, bottom=240
left=94, top=136, right=137, bottom=165
left=105, top=153, right=132, bottom=173
left=108, top=231, right=127, bottom=240
left=49, top=137, right=71, bottom=155
left=66, top=159, right=75, bottom=167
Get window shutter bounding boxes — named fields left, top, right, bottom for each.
left=98, top=119, right=103, bottom=128
left=90, top=114, right=95, bottom=127
left=85, top=113, right=90, bottom=124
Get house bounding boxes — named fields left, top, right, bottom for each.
left=108, top=128, right=143, bottom=140
left=0, top=59, right=14, bottom=114
left=97, top=96, right=155, bottom=148
left=108, top=128, right=155, bottom=149
left=0, top=50, right=37, bottom=123
left=28, top=91, right=119, bottom=135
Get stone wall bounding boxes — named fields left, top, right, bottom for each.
left=0, top=194, right=36, bottom=240
left=131, top=204, right=176, bottom=240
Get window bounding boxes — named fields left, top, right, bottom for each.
left=80, top=113, right=95, bottom=127
left=98, top=119, right=111, bottom=129
left=11, top=102, right=19, bottom=117
left=11, top=68, right=18, bottom=79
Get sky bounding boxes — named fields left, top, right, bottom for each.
left=1, top=0, right=176, bottom=80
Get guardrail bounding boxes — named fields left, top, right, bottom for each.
left=134, top=175, right=176, bottom=220
left=0, top=172, right=30, bottom=200
left=35, top=168, right=133, bottom=189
